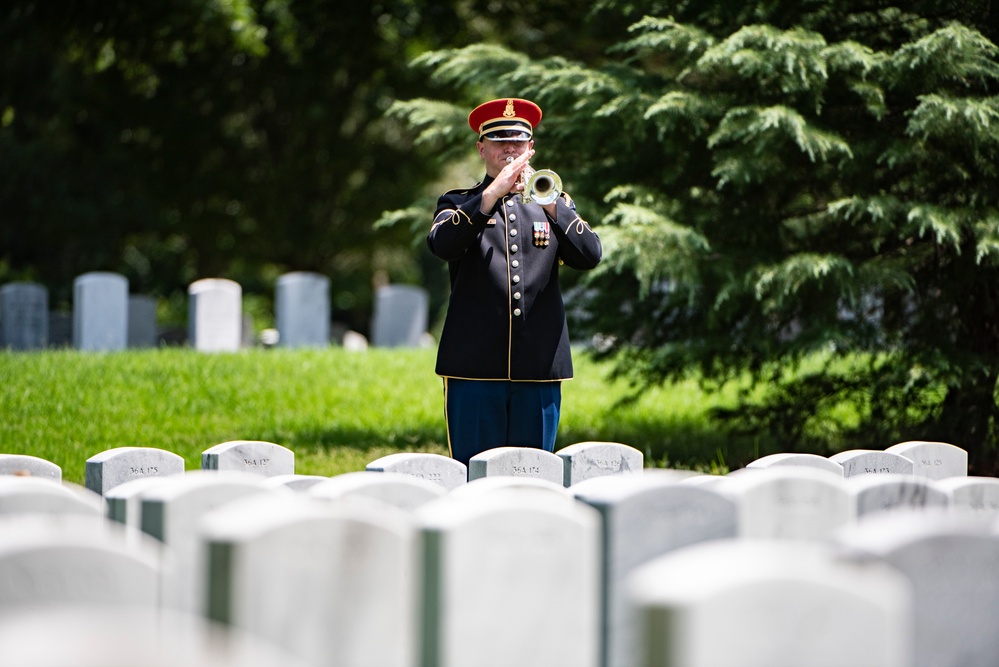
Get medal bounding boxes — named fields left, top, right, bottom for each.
left=533, top=221, right=550, bottom=247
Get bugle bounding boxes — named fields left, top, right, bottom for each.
left=507, top=156, right=563, bottom=205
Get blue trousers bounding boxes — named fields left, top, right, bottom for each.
left=443, top=378, right=561, bottom=466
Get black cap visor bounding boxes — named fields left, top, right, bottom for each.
left=481, top=129, right=532, bottom=142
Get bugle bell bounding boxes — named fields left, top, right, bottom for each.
left=507, top=156, right=563, bottom=206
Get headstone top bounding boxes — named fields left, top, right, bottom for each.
left=467, top=446, right=564, bottom=484
left=0, top=454, right=62, bottom=480
left=309, top=471, right=446, bottom=511
left=449, top=475, right=574, bottom=500
left=366, top=452, right=467, bottom=490
left=84, top=447, right=186, bottom=496
left=557, top=441, right=644, bottom=486
left=201, top=440, right=295, bottom=477
left=885, top=441, right=968, bottom=480
left=258, top=474, right=329, bottom=492
left=935, top=476, right=999, bottom=513
left=830, top=450, right=915, bottom=477
left=746, top=453, right=845, bottom=476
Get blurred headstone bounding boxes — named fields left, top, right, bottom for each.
left=128, top=294, right=158, bottom=348
left=0, top=282, right=48, bottom=350
left=366, top=452, right=467, bottom=491
left=188, top=279, right=242, bottom=352
left=276, top=272, right=331, bottom=348
left=73, top=272, right=128, bottom=351
left=371, top=285, right=428, bottom=347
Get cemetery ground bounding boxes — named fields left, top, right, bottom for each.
left=0, top=347, right=750, bottom=484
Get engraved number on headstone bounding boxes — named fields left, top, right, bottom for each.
left=243, top=458, right=271, bottom=466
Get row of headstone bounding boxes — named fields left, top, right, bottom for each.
left=1, top=275, right=431, bottom=352
left=74, top=440, right=641, bottom=501
left=0, top=443, right=993, bottom=667
left=0, top=440, right=993, bottom=667
left=3, top=439, right=977, bottom=503
left=746, top=440, right=969, bottom=480
left=0, top=274, right=162, bottom=351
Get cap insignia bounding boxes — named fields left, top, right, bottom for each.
left=503, top=100, right=516, bottom=118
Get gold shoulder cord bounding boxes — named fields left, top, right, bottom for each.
left=431, top=208, right=472, bottom=231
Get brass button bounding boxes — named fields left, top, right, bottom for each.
left=513, top=308, right=522, bottom=316
left=510, top=228, right=518, bottom=236
left=512, top=275, right=521, bottom=284
left=511, top=244, right=518, bottom=253
left=513, top=292, right=521, bottom=300
left=511, top=260, right=519, bottom=268
left=510, top=213, right=517, bottom=221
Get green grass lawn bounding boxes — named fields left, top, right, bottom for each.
left=0, top=347, right=747, bottom=485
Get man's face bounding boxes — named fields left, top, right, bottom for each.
left=477, top=138, right=534, bottom=177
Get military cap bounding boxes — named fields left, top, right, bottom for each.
left=468, top=98, right=542, bottom=142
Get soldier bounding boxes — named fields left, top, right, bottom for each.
left=428, top=97, right=603, bottom=466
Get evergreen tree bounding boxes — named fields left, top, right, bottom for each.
left=389, top=1, right=999, bottom=471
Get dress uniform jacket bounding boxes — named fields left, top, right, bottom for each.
left=428, top=175, right=602, bottom=381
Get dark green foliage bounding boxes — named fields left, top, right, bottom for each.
left=0, top=0, right=463, bottom=329
left=391, top=1, right=999, bottom=472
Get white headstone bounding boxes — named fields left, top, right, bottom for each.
left=678, top=474, right=729, bottom=489
left=139, top=471, right=277, bottom=613
left=202, top=493, right=419, bottom=667
left=259, top=474, right=329, bottom=492
left=127, top=294, right=158, bottom=348
left=105, top=475, right=177, bottom=529
left=627, top=539, right=912, bottom=667
left=0, top=477, right=103, bottom=516
left=85, top=446, right=186, bottom=496
left=0, top=515, right=163, bottom=611
left=572, top=473, right=738, bottom=667
left=829, top=449, right=915, bottom=477
left=310, top=471, right=446, bottom=512
left=366, top=452, right=468, bottom=491
left=0, top=453, right=61, bottom=480
left=417, top=490, right=601, bottom=667
left=886, top=441, right=968, bottom=480
left=188, top=278, right=242, bottom=352
left=73, top=272, right=128, bottom=351
left=746, top=452, right=845, bottom=476
left=0, top=606, right=314, bottom=667
left=936, top=476, right=999, bottom=514
left=721, top=467, right=855, bottom=540
left=557, top=441, right=644, bottom=486
left=846, top=474, right=949, bottom=517
left=837, top=510, right=999, bottom=667
left=449, top=475, right=574, bottom=500
left=275, top=272, right=331, bottom=348
left=0, top=282, right=48, bottom=349
left=468, top=446, right=563, bottom=484
left=201, top=440, right=295, bottom=477
left=370, top=284, right=428, bottom=347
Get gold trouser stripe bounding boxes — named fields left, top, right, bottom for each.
left=442, top=377, right=453, bottom=459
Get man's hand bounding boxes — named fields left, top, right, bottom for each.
left=480, top=149, right=534, bottom=213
